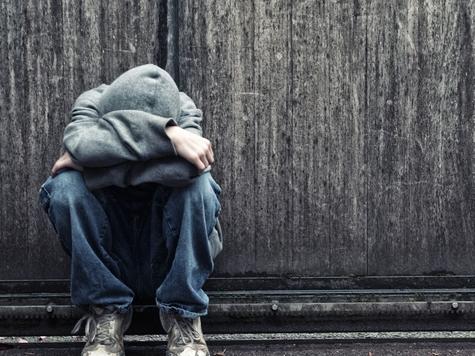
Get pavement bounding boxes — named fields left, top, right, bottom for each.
left=2, top=332, right=475, bottom=355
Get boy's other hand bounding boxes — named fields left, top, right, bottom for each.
left=51, top=151, right=83, bottom=176
left=165, top=126, right=214, bottom=171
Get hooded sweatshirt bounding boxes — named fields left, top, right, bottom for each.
left=62, top=63, right=209, bottom=191
left=62, top=64, right=222, bottom=258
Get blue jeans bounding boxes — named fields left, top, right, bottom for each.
left=37, top=168, right=222, bottom=318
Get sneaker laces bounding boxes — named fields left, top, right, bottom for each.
left=71, top=312, right=117, bottom=345
left=173, top=317, right=202, bottom=347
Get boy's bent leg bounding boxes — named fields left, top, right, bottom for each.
left=38, top=168, right=134, bottom=312
left=155, top=172, right=222, bottom=318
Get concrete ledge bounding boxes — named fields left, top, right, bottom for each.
left=2, top=288, right=475, bottom=335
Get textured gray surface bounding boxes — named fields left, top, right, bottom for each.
left=4, top=344, right=475, bottom=356
left=0, top=0, right=165, bottom=279
left=177, top=0, right=475, bottom=277
left=4, top=330, right=475, bottom=342
left=0, top=0, right=474, bottom=283
left=4, top=334, right=475, bottom=356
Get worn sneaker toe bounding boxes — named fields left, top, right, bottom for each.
left=82, top=345, right=125, bottom=356
left=166, top=347, right=209, bottom=356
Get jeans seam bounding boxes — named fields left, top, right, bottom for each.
left=163, top=205, right=178, bottom=237
left=39, top=186, right=66, bottom=247
left=98, top=210, right=110, bottom=242
left=39, top=185, right=52, bottom=202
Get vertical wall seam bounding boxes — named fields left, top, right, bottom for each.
left=166, top=0, right=179, bottom=86
left=364, top=1, right=369, bottom=277
left=288, top=0, right=294, bottom=272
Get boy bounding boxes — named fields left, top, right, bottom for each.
left=38, top=64, right=223, bottom=356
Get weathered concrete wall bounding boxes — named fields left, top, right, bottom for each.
left=0, top=0, right=165, bottom=279
left=177, top=0, right=474, bottom=277
left=0, top=0, right=473, bottom=281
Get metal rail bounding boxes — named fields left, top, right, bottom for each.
left=2, top=287, right=475, bottom=335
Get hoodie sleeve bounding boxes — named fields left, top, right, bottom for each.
left=82, top=157, right=212, bottom=190
left=62, top=84, right=178, bottom=168
left=80, top=90, right=210, bottom=190
left=175, top=91, right=203, bottom=136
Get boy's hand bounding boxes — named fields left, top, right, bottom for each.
left=165, top=126, right=214, bottom=171
left=51, top=151, right=83, bottom=176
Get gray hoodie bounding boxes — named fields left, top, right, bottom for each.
left=62, top=64, right=222, bottom=258
left=62, top=64, right=209, bottom=191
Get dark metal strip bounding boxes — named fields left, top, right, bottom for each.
left=1, top=275, right=475, bottom=293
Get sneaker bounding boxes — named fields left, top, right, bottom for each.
left=159, top=309, right=210, bottom=356
left=72, top=306, right=133, bottom=356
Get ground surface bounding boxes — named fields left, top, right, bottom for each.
left=2, top=332, right=475, bottom=355
left=3, top=342, right=475, bottom=355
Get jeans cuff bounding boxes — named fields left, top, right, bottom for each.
left=107, top=304, right=133, bottom=314
left=157, top=302, right=208, bottom=319
left=77, top=303, right=133, bottom=315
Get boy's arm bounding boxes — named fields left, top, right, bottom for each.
left=80, top=91, right=213, bottom=190
left=82, top=157, right=211, bottom=190
left=62, top=84, right=178, bottom=168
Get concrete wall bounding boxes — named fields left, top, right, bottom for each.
left=0, top=0, right=473, bottom=282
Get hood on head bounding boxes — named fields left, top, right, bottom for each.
left=98, top=64, right=180, bottom=119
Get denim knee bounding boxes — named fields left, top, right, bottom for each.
left=38, top=168, right=87, bottom=254
left=41, top=168, right=88, bottom=210
left=163, top=172, right=223, bottom=258
left=172, top=172, right=222, bottom=208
